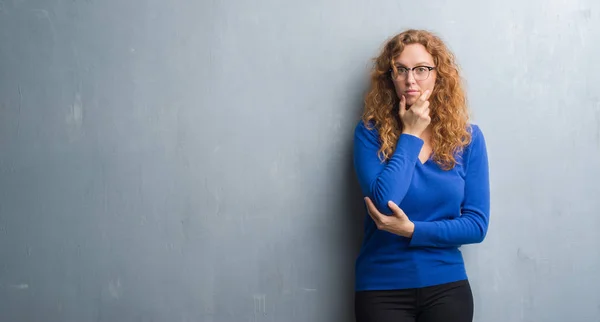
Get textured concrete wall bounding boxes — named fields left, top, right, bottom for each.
left=1, top=0, right=599, bottom=321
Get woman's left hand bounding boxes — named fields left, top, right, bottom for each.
left=364, top=197, right=415, bottom=238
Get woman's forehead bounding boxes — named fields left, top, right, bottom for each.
left=393, top=44, right=434, bottom=65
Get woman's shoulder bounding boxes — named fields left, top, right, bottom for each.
left=354, top=119, right=379, bottom=137
left=464, top=123, right=487, bottom=156
left=466, top=123, right=485, bottom=143
left=353, top=119, right=383, bottom=148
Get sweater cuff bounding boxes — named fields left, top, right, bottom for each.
left=409, top=221, right=437, bottom=247
left=394, top=134, right=424, bottom=159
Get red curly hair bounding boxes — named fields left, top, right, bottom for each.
left=362, top=29, right=471, bottom=170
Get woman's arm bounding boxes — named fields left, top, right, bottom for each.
left=408, top=125, right=491, bottom=248
left=353, top=120, right=423, bottom=215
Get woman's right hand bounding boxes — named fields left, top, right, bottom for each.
left=399, top=90, right=431, bottom=138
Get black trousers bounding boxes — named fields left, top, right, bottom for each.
left=355, top=279, right=473, bottom=322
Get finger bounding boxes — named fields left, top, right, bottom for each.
left=366, top=198, right=390, bottom=228
left=417, top=90, right=430, bottom=104
left=387, top=200, right=406, bottom=218
left=411, top=90, right=429, bottom=111
left=399, top=95, right=406, bottom=117
left=364, top=197, right=381, bottom=222
left=423, top=107, right=430, bottom=118
left=366, top=205, right=377, bottom=222
left=424, top=89, right=432, bottom=100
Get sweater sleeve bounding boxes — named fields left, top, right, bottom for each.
left=353, top=120, right=424, bottom=215
left=408, top=124, right=491, bottom=248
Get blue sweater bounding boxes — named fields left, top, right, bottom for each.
left=353, top=120, right=490, bottom=291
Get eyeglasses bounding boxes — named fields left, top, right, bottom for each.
left=389, top=66, right=436, bottom=81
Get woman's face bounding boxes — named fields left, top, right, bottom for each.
left=391, top=44, right=437, bottom=107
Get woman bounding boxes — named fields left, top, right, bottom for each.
left=352, top=29, right=490, bottom=322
